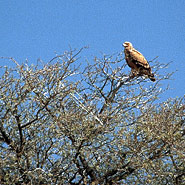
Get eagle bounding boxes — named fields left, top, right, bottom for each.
left=123, top=42, right=155, bottom=82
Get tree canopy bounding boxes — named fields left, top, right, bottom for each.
left=0, top=48, right=184, bottom=184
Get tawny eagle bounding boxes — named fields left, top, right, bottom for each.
left=123, top=42, right=155, bottom=82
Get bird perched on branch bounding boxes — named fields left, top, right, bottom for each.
left=123, top=42, right=155, bottom=82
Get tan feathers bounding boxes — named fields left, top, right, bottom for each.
left=123, top=42, right=155, bottom=82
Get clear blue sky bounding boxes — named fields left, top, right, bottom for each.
left=0, top=0, right=185, bottom=100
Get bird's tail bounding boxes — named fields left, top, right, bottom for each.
left=149, top=73, right=156, bottom=82
left=139, top=68, right=156, bottom=82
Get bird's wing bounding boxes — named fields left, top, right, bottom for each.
left=130, top=49, right=150, bottom=69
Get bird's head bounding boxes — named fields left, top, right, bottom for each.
left=123, top=42, right=133, bottom=50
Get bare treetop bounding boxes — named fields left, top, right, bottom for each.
left=0, top=48, right=184, bottom=184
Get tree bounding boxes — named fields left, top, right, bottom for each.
left=0, top=48, right=184, bottom=185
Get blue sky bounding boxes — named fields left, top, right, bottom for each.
left=0, top=0, right=185, bottom=100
